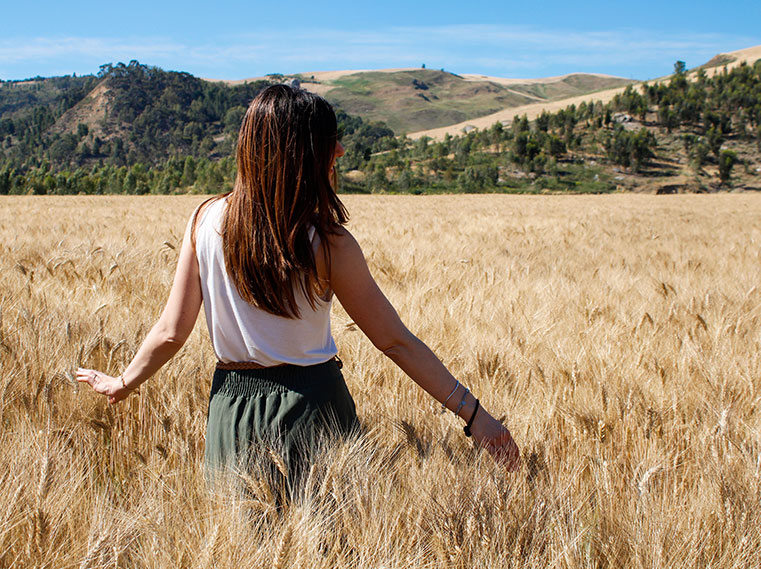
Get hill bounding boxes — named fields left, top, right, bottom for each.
left=216, top=68, right=634, bottom=134
left=348, top=54, right=761, bottom=195
left=0, top=61, right=396, bottom=194
left=1, top=45, right=760, bottom=196
left=0, top=61, right=632, bottom=178
left=410, top=44, right=761, bottom=140
left=698, top=44, right=761, bottom=74
left=1, top=62, right=271, bottom=169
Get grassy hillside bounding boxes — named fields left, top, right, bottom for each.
left=506, top=74, right=634, bottom=101
left=338, top=61, right=761, bottom=195
left=2, top=48, right=759, bottom=196
left=294, top=69, right=634, bottom=133
left=302, top=69, right=534, bottom=133
left=410, top=44, right=761, bottom=141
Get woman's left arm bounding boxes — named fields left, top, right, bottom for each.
left=77, top=213, right=203, bottom=404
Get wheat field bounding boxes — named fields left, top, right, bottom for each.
left=1, top=194, right=760, bottom=568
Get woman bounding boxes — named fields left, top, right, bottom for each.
left=77, top=85, right=520, bottom=483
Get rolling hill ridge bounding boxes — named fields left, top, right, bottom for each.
left=0, top=44, right=759, bottom=195
left=211, top=68, right=634, bottom=134
left=409, top=44, right=761, bottom=140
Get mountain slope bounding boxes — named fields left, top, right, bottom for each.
left=409, top=44, right=761, bottom=140
left=699, top=44, right=761, bottom=74
left=46, top=81, right=113, bottom=138
left=409, top=84, right=632, bottom=140
left=209, top=68, right=634, bottom=134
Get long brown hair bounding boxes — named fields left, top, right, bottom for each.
left=212, top=85, right=348, bottom=318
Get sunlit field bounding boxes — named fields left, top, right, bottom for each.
left=2, top=194, right=761, bottom=568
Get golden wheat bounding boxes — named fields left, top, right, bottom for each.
left=1, top=194, right=760, bottom=568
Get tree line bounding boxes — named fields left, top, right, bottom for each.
left=342, top=60, right=761, bottom=193
left=2, top=59, right=760, bottom=195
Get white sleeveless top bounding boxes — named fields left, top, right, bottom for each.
left=195, top=198, right=337, bottom=365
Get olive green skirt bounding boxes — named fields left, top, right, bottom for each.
left=204, top=358, right=358, bottom=484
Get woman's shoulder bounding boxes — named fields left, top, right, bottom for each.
left=314, top=225, right=363, bottom=285
left=323, top=225, right=357, bottom=250
left=195, top=195, right=228, bottom=225
left=197, top=194, right=227, bottom=219
left=190, top=195, right=228, bottom=248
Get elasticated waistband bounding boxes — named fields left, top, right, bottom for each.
left=210, top=359, right=340, bottom=398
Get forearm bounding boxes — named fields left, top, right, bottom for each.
left=382, top=332, right=479, bottom=422
left=120, top=323, right=185, bottom=390
left=383, top=332, right=521, bottom=470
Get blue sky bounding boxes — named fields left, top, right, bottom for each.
left=1, top=0, right=759, bottom=81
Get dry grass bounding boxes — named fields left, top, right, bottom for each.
left=1, top=194, right=761, bottom=568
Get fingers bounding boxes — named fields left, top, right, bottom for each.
left=491, top=447, right=521, bottom=472
left=486, top=435, right=521, bottom=472
left=76, top=368, right=98, bottom=387
left=108, top=391, right=128, bottom=405
left=76, top=368, right=113, bottom=397
left=76, top=368, right=129, bottom=405
left=502, top=442, right=522, bottom=472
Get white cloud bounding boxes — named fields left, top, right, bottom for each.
left=0, top=37, right=185, bottom=63
left=0, top=25, right=757, bottom=80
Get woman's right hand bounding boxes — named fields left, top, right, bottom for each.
left=76, top=368, right=134, bottom=405
left=469, top=410, right=521, bottom=471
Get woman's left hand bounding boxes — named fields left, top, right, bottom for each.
left=469, top=409, right=521, bottom=472
left=76, top=368, right=133, bottom=405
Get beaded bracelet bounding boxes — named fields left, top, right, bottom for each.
left=454, top=387, right=470, bottom=417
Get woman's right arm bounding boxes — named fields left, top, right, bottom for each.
left=325, top=227, right=520, bottom=470
left=77, top=211, right=203, bottom=404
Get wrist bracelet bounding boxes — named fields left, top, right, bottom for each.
left=119, top=375, right=134, bottom=391
left=454, top=387, right=469, bottom=417
left=440, top=380, right=460, bottom=414
left=463, top=399, right=480, bottom=437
